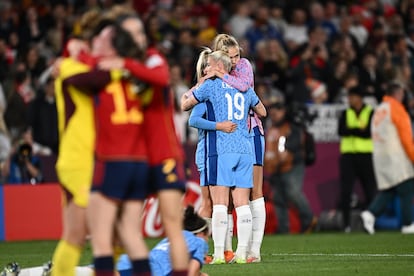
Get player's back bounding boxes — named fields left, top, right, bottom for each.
left=195, top=78, right=258, bottom=155
left=55, top=58, right=95, bottom=171
left=94, top=79, right=146, bottom=161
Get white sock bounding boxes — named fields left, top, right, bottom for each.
left=212, top=205, right=228, bottom=259
left=225, top=213, right=234, bottom=252
left=249, top=197, right=266, bottom=257
left=235, top=205, right=252, bottom=259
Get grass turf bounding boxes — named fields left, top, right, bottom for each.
left=0, top=232, right=413, bottom=275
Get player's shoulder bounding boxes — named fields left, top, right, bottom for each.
left=146, top=48, right=167, bottom=68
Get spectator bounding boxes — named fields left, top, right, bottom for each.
left=4, top=69, right=33, bottom=141
left=27, top=73, right=58, bottom=155
left=170, top=63, right=191, bottom=143
left=264, top=96, right=317, bottom=234
left=284, top=7, right=308, bottom=54
left=287, top=25, right=330, bottom=104
left=359, top=50, right=387, bottom=104
left=19, top=44, right=48, bottom=90
left=268, top=4, right=287, bottom=36
left=337, top=86, right=377, bottom=233
left=0, top=82, right=10, bottom=183
left=326, top=58, right=350, bottom=103
left=45, top=3, right=71, bottom=56
left=308, top=1, right=338, bottom=41
left=244, top=4, right=283, bottom=54
left=391, top=34, right=414, bottom=80
left=256, top=38, right=288, bottom=92
left=227, top=2, right=253, bottom=40
left=361, top=81, right=414, bottom=234
left=3, top=133, right=43, bottom=185
left=18, top=6, right=45, bottom=45
left=348, top=6, right=369, bottom=48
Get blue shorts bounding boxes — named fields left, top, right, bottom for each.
left=208, top=153, right=253, bottom=188
left=148, top=158, right=186, bottom=193
left=92, top=160, right=149, bottom=200
left=199, top=168, right=207, bottom=187
left=252, top=126, right=265, bottom=166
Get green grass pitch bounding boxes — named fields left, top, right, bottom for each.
left=1, top=232, right=414, bottom=275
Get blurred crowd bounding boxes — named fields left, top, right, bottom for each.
left=0, top=0, right=414, bottom=182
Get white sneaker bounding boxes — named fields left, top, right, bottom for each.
left=401, top=223, right=414, bottom=234
left=360, top=211, right=375, bottom=234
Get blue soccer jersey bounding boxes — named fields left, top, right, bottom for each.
left=193, top=78, right=260, bottom=156
left=116, top=230, right=208, bottom=276
left=188, top=102, right=216, bottom=171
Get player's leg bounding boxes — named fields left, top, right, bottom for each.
left=231, top=154, right=254, bottom=263
left=232, top=187, right=252, bottom=263
left=117, top=199, right=150, bottom=274
left=248, top=133, right=266, bottom=262
left=87, top=192, right=118, bottom=275
left=153, top=159, right=189, bottom=274
left=158, top=189, right=189, bottom=273
left=198, top=176, right=213, bottom=228
left=209, top=185, right=230, bottom=263
left=52, top=170, right=91, bottom=276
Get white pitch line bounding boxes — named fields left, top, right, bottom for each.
left=270, top=253, right=414, bottom=257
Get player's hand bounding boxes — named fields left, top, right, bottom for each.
left=51, top=57, right=63, bottom=78
left=98, top=56, right=125, bottom=70
left=216, top=121, right=237, bottom=133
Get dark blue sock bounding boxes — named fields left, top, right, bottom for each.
left=131, top=259, right=151, bottom=275
left=94, top=256, right=114, bottom=275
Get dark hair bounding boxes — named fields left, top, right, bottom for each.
left=91, top=19, right=142, bottom=59
left=184, top=205, right=208, bottom=234
left=386, top=81, right=404, bottom=96
left=112, top=24, right=142, bottom=59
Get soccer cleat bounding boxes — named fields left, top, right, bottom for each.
left=42, top=261, right=53, bottom=276
left=304, top=216, right=318, bottom=233
left=246, top=255, right=261, bottom=263
left=224, top=250, right=235, bottom=263
left=1, top=262, right=20, bottom=276
left=360, top=210, right=375, bottom=234
left=204, top=255, right=213, bottom=264
left=235, top=257, right=247, bottom=264
left=401, top=223, right=414, bottom=234
left=210, top=257, right=226, bottom=265
left=228, top=253, right=247, bottom=264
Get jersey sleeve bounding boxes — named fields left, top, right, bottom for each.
left=223, top=58, right=254, bottom=92
left=193, top=79, right=212, bottom=103
left=189, top=103, right=216, bottom=130
left=248, top=88, right=260, bottom=107
left=124, top=51, right=169, bottom=87
left=62, top=69, right=116, bottom=94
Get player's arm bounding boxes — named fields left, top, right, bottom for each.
left=62, top=69, right=123, bottom=94
left=252, top=99, right=267, bottom=118
left=188, top=259, right=208, bottom=276
left=181, top=94, right=199, bottom=111
left=189, top=103, right=215, bottom=130
left=189, top=103, right=237, bottom=133
left=209, top=58, right=253, bottom=92
left=98, top=54, right=170, bottom=87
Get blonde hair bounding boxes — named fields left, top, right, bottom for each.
left=209, top=50, right=232, bottom=73
left=195, top=47, right=212, bottom=81
left=212, top=33, right=240, bottom=52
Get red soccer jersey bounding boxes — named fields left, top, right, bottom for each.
left=124, top=48, right=184, bottom=165
left=94, top=79, right=147, bottom=160
left=64, top=70, right=147, bottom=160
